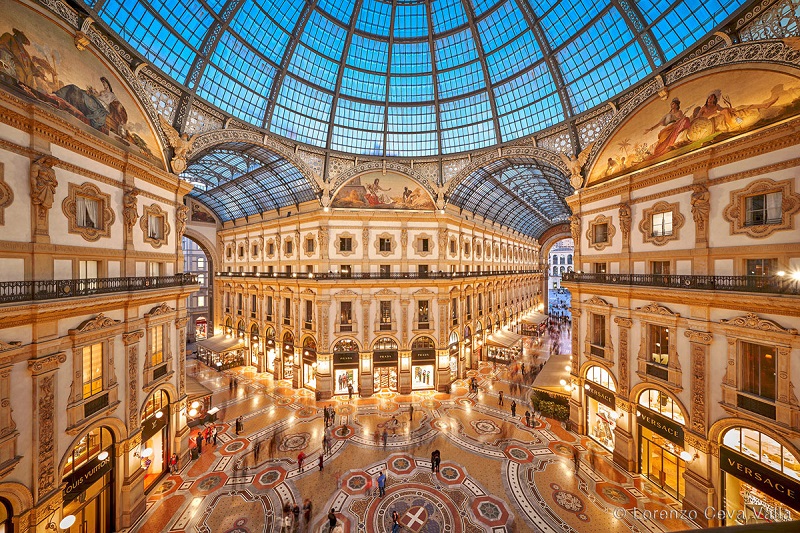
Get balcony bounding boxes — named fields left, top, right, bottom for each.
left=562, top=272, right=800, bottom=296
left=0, top=274, right=198, bottom=304
left=215, top=270, right=541, bottom=281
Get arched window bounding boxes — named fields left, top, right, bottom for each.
left=62, top=427, right=114, bottom=478
left=374, top=337, right=398, bottom=351
left=552, top=266, right=558, bottom=276
left=559, top=266, right=565, bottom=275
left=722, top=427, right=800, bottom=481
left=585, top=366, right=616, bottom=392
left=411, top=336, right=435, bottom=349
left=638, top=389, right=685, bottom=425
left=334, top=339, right=359, bottom=352
left=142, top=389, right=169, bottom=421
left=0, top=497, right=12, bottom=533
left=568, top=254, right=573, bottom=264
left=448, top=331, right=459, bottom=345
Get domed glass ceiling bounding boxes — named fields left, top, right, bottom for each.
left=87, top=0, right=747, bottom=158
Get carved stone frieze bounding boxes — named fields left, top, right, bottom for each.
left=0, top=163, right=12, bottom=225
left=176, top=204, right=188, bottom=239
left=690, top=184, right=710, bottom=242
left=719, top=313, right=798, bottom=335
left=689, top=341, right=708, bottom=435
left=30, top=155, right=59, bottom=236
left=71, top=313, right=122, bottom=334
left=146, top=303, right=176, bottom=318
left=684, top=329, right=713, bottom=344
left=36, top=373, right=56, bottom=496
left=28, top=353, right=67, bottom=376
left=636, top=303, right=679, bottom=317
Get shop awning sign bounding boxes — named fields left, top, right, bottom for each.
left=63, top=448, right=113, bottom=504
left=141, top=407, right=168, bottom=442
left=636, top=406, right=684, bottom=447
left=720, top=447, right=800, bottom=512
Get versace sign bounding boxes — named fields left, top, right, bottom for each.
left=720, top=447, right=800, bottom=511
left=637, top=406, right=684, bottom=447
left=585, top=382, right=616, bottom=409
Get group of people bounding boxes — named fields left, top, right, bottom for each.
left=189, top=424, right=219, bottom=459
left=280, top=499, right=314, bottom=532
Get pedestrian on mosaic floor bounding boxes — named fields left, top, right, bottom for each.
left=298, top=451, right=306, bottom=472
left=204, top=425, right=211, bottom=444
left=382, top=428, right=388, bottom=449
left=235, top=416, right=243, bottom=435
left=390, top=415, right=399, bottom=435
left=392, top=510, right=400, bottom=533
left=292, top=502, right=300, bottom=529
left=302, top=499, right=312, bottom=530
left=347, top=382, right=353, bottom=400
left=323, top=406, right=329, bottom=427
left=589, top=447, right=597, bottom=469
left=430, top=450, right=436, bottom=472
left=281, top=511, right=293, bottom=533
left=169, top=452, right=178, bottom=474
left=377, top=470, right=386, bottom=497
left=511, top=400, right=517, bottom=417
left=254, top=439, right=261, bottom=462
left=498, top=390, right=504, bottom=406
left=229, top=377, right=234, bottom=393
left=573, top=447, right=580, bottom=474
left=269, top=434, right=277, bottom=460
left=433, top=450, right=441, bottom=473
left=318, top=452, right=324, bottom=471
left=409, top=404, right=414, bottom=421
left=212, top=425, right=218, bottom=445
left=328, top=508, right=337, bottom=529
left=195, top=432, right=203, bottom=454
left=525, top=410, right=531, bottom=427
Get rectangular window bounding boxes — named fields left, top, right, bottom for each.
left=237, top=293, right=243, bottom=314
left=197, top=257, right=205, bottom=269
left=267, top=265, right=274, bottom=275
left=340, top=237, right=352, bottom=252
left=380, top=301, right=392, bottom=330
left=252, top=244, right=259, bottom=256
left=651, top=211, right=673, bottom=237
left=746, top=192, right=782, bottom=226
left=285, top=240, right=293, bottom=254
left=151, top=326, right=164, bottom=367
left=268, top=242, right=275, bottom=255
left=251, top=294, right=257, bottom=318
left=649, top=325, right=670, bottom=366
left=418, top=264, right=429, bottom=276
left=591, top=313, right=606, bottom=348
left=149, top=262, right=162, bottom=277
left=283, top=297, right=291, bottom=325
left=340, top=265, right=351, bottom=278
left=79, top=260, right=98, bottom=279
left=651, top=261, right=670, bottom=275
left=418, top=300, right=429, bottom=325
left=465, top=295, right=472, bottom=319
left=593, top=223, right=608, bottom=244
left=746, top=258, right=777, bottom=276
left=306, top=239, right=315, bottom=253
left=304, top=300, right=313, bottom=328
left=741, top=341, right=776, bottom=401
left=451, top=297, right=458, bottom=325
left=339, top=302, right=353, bottom=325
left=380, top=265, right=391, bottom=278
left=148, top=214, right=164, bottom=239
left=593, top=262, right=607, bottom=274
left=252, top=266, right=258, bottom=273
left=449, top=240, right=456, bottom=254
left=477, top=294, right=483, bottom=314
left=76, top=196, right=100, bottom=229
left=197, top=273, right=207, bottom=285
left=196, top=295, right=206, bottom=307
left=285, top=265, right=292, bottom=275
left=421, top=238, right=429, bottom=252
left=379, top=238, right=392, bottom=252
left=82, top=343, right=103, bottom=399
left=266, top=296, right=273, bottom=320
left=306, top=265, right=314, bottom=274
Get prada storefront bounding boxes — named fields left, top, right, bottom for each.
left=61, top=426, right=115, bottom=533
left=584, top=366, right=617, bottom=451
left=411, top=336, right=436, bottom=390
left=720, top=427, right=800, bottom=525
left=373, top=337, right=399, bottom=392
left=333, top=339, right=359, bottom=395
left=637, top=389, right=687, bottom=500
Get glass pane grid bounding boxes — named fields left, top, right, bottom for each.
left=230, top=1, right=290, bottom=65
left=288, top=45, right=340, bottom=92
left=432, top=0, right=469, bottom=33
left=301, top=11, right=349, bottom=61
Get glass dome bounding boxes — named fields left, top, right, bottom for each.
left=86, top=0, right=748, bottom=158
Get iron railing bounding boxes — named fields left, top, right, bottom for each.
left=216, top=269, right=541, bottom=281
left=562, top=272, right=800, bottom=296
left=0, top=273, right=198, bottom=304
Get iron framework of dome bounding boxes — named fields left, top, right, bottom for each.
left=83, top=0, right=750, bottom=158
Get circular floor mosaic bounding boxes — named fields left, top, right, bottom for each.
left=277, top=432, right=310, bottom=451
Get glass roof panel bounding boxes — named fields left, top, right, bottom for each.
left=94, top=0, right=752, bottom=157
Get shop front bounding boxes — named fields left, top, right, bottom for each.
left=411, top=336, right=436, bottom=390
left=373, top=337, right=398, bottom=391
left=249, top=323, right=261, bottom=368
left=265, top=327, right=276, bottom=373
left=584, top=365, right=617, bottom=451
left=282, top=332, right=294, bottom=380
left=302, top=337, right=317, bottom=390
left=196, top=336, right=245, bottom=370
left=61, top=426, right=115, bottom=533
left=195, top=317, right=207, bottom=340
left=141, top=390, right=170, bottom=492
left=636, top=389, right=687, bottom=500
left=720, top=427, right=800, bottom=525
left=463, top=326, right=472, bottom=371
left=486, top=330, right=523, bottom=364
left=448, top=332, right=459, bottom=382
left=475, top=322, right=483, bottom=362
left=333, top=339, right=359, bottom=395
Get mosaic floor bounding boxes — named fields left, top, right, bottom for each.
left=133, top=337, right=698, bottom=532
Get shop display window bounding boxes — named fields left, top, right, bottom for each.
left=304, top=362, right=317, bottom=388
left=335, top=369, right=357, bottom=394
left=374, top=367, right=398, bottom=390
left=412, top=365, right=434, bottom=389
left=587, top=398, right=616, bottom=450
left=723, top=428, right=800, bottom=481
left=638, top=389, right=685, bottom=425
left=640, top=427, right=685, bottom=499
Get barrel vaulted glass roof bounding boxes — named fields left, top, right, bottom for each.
left=449, top=158, right=571, bottom=236
left=182, top=142, right=318, bottom=221
left=87, top=0, right=748, bottom=157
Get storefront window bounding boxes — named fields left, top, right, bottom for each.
left=302, top=337, right=317, bottom=389
left=586, top=366, right=616, bottom=392
left=585, top=365, right=616, bottom=451
left=62, top=427, right=114, bottom=533
left=740, top=341, right=776, bottom=401
left=411, top=336, right=436, bottom=390
left=641, top=427, right=685, bottom=499
left=141, top=390, right=170, bottom=492
left=638, top=389, right=685, bottom=425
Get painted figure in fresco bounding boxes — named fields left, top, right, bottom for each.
left=644, top=98, right=691, bottom=158
left=365, top=178, right=392, bottom=206
left=0, top=29, right=40, bottom=87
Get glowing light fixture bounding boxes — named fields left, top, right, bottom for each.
left=59, top=515, right=76, bottom=529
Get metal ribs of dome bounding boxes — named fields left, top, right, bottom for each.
left=86, top=0, right=750, bottom=158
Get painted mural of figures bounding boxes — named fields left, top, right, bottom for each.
left=688, top=87, right=782, bottom=141
left=0, top=29, right=40, bottom=87
left=644, top=98, right=692, bottom=158
left=54, top=77, right=127, bottom=134
left=366, top=178, right=392, bottom=205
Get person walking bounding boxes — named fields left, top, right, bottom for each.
left=212, top=425, right=218, bottom=445
left=297, top=451, right=306, bottom=472
left=409, top=404, right=414, bottom=422
left=511, top=400, right=517, bottom=417
left=525, top=410, right=531, bottom=427
left=433, top=450, right=441, bottom=473
left=302, top=499, right=312, bottom=531
left=430, top=451, right=437, bottom=473
left=204, top=425, right=212, bottom=444
left=328, top=508, right=337, bottom=530
left=347, top=382, right=353, bottom=401
left=254, top=440, right=261, bottom=462
left=281, top=512, right=292, bottom=533
left=195, top=432, right=203, bottom=455
left=229, top=377, right=234, bottom=393
left=498, top=390, right=504, bottom=406
left=169, top=452, right=179, bottom=474
left=382, top=428, right=388, bottom=449
left=323, top=406, right=329, bottom=427
left=318, top=453, right=324, bottom=471
left=573, top=447, right=580, bottom=474
left=292, top=502, right=300, bottom=529
left=392, top=510, right=400, bottom=533
left=377, top=471, right=386, bottom=497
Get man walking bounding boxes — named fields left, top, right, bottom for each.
left=328, top=508, right=337, bottom=530
left=392, top=510, right=400, bottom=533
left=318, top=453, right=324, bottom=471
left=498, top=390, right=504, bottom=406
left=195, top=432, right=203, bottom=455
left=297, top=451, right=306, bottom=472
left=347, top=382, right=353, bottom=401
left=573, top=447, right=580, bottom=474
left=525, top=410, right=531, bottom=427
left=382, top=428, right=388, bottom=449
left=212, top=425, right=218, bottom=445
left=409, top=404, right=414, bottom=422
left=511, top=400, right=517, bottom=418
left=254, top=439, right=261, bottom=462
left=377, top=471, right=386, bottom=497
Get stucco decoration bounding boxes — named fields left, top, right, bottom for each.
left=332, top=171, right=435, bottom=210
left=722, top=178, right=800, bottom=238
left=0, top=164, right=12, bottom=225
left=585, top=214, right=616, bottom=251
left=61, top=182, right=115, bottom=241
left=720, top=313, right=798, bottom=335
left=0, top=0, right=163, bottom=162
left=140, top=203, right=171, bottom=248
left=638, top=200, right=685, bottom=246
left=587, top=65, right=800, bottom=185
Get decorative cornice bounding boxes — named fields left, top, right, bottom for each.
left=145, top=303, right=176, bottom=318
left=719, top=313, right=798, bottom=335
left=0, top=341, right=21, bottom=352
left=583, top=296, right=611, bottom=306
left=122, top=331, right=144, bottom=345
left=70, top=313, right=122, bottom=334
left=636, top=303, right=679, bottom=317
left=613, top=317, right=633, bottom=328
left=684, top=330, right=713, bottom=345
left=28, top=352, right=67, bottom=376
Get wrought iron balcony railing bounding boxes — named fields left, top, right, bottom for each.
left=0, top=273, right=198, bottom=304
left=216, top=269, right=540, bottom=281
left=562, top=272, right=800, bottom=296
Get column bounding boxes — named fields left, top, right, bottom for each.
left=612, top=398, right=636, bottom=472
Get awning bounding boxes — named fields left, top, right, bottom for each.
left=186, top=375, right=213, bottom=401
left=520, top=314, right=548, bottom=326
left=486, top=331, right=524, bottom=348
left=196, top=336, right=245, bottom=353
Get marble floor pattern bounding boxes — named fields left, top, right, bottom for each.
left=132, top=358, right=697, bottom=533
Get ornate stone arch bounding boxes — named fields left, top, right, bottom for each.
left=708, top=417, right=800, bottom=459
left=57, top=416, right=128, bottom=476
left=185, top=132, right=324, bottom=193
left=445, top=150, right=569, bottom=197
left=630, top=381, right=690, bottom=422
left=139, top=384, right=178, bottom=421
left=183, top=227, right=220, bottom=271
left=0, top=481, right=33, bottom=518
left=580, top=360, right=619, bottom=391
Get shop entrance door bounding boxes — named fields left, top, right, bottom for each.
left=373, top=367, right=397, bottom=391
left=640, top=429, right=684, bottom=499
left=67, top=476, right=112, bottom=533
